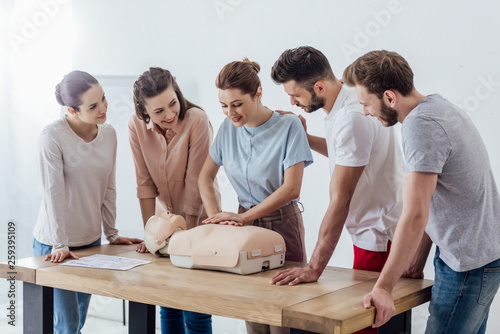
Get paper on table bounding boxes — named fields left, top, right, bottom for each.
left=60, top=254, right=151, bottom=271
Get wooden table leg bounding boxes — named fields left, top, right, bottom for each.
left=290, top=329, right=317, bottom=334
left=128, top=301, right=155, bottom=334
left=378, top=310, right=411, bottom=334
left=23, top=282, right=53, bottom=334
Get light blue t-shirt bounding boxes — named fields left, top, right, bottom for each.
left=210, top=111, right=313, bottom=210
left=402, top=94, right=500, bottom=272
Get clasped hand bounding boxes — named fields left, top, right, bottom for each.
left=363, top=287, right=396, bottom=328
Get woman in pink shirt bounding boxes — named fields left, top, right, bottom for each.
left=129, top=67, right=214, bottom=334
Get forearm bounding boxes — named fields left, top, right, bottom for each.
left=101, top=201, right=118, bottom=241
left=307, top=199, right=349, bottom=275
left=364, top=172, right=436, bottom=328
left=198, top=173, right=221, bottom=217
left=39, top=136, right=69, bottom=252
left=269, top=194, right=351, bottom=286
left=405, top=232, right=433, bottom=278
left=375, top=215, right=427, bottom=292
left=139, top=198, right=156, bottom=226
left=184, top=116, right=210, bottom=218
left=307, top=134, right=328, bottom=157
left=102, top=165, right=118, bottom=241
left=241, top=162, right=304, bottom=223
left=307, top=164, right=363, bottom=273
left=240, top=185, right=298, bottom=223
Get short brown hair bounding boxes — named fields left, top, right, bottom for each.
left=215, top=58, right=261, bottom=97
left=133, top=67, right=201, bottom=123
left=343, top=50, right=414, bottom=98
left=271, top=46, right=335, bottom=92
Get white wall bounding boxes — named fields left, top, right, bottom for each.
left=1, top=0, right=499, bottom=333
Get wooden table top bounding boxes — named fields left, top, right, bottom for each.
left=1, top=244, right=432, bottom=333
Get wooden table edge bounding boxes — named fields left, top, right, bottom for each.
left=283, top=277, right=433, bottom=333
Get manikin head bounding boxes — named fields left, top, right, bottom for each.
left=144, top=212, right=187, bottom=256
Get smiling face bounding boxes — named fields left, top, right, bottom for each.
left=282, top=80, right=325, bottom=113
left=218, top=88, right=261, bottom=127
left=143, top=86, right=180, bottom=131
left=73, top=83, right=108, bottom=124
left=355, top=85, right=399, bottom=127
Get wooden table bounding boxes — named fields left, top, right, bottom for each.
left=0, top=244, right=432, bottom=333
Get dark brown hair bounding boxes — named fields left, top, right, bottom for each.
left=215, top=58, right=261, bottom=97
left=271, top=46, right=335, bottom=93
left=133, top=67, right=202, bottom=123
left=343, top=50, right=414, bottom=98
left=55, top=70, right=98, bottom=111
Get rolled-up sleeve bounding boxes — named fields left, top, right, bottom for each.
left=128, top=115, right=159, bottom=199
left=183, top=113, right=210, bottom=217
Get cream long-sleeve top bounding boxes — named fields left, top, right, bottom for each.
left=128, top=108, right=211, bottom=228
left=33, top=116, right=119, bottom=252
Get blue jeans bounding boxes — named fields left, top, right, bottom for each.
left=160, top=306, right=212, bottom=334
left=426, top=247, right=500, bottom=334
left=33, top=238, right=101, bottom=334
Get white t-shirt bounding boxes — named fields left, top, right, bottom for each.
left=33, top=116, right=119, bottom=252
left=324, top=85, right=404, bottom=251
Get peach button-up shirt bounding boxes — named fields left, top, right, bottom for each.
left=128, top=108, right=211, bottom=225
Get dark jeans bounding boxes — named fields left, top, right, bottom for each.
left=32, top=237, right=101, bottom=334
left=425, top=247, right=500, bottom=333
left=160, top=306, right=212, bottom=334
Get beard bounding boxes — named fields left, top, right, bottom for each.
left=379, top=101, right=399, bottom=127
left=297, top=89, right=325, bottom=113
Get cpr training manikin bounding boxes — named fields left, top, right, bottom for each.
left=144, top=212, right=287, bottom=275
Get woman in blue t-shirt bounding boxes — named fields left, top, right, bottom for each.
left=198, top=59, right=312, bottom=333
left=198, top=58, right=313, bottom=334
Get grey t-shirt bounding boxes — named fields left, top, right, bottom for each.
left=402, top=94, right=500, bottom=272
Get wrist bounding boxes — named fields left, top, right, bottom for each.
left=108, top=233, right=119, bottom=244
left=240, top=212, right=249, bottom=224
left=373, top=279, right=394, bottom=294
left=306, top=260, right=325, bottom=277
left=207, top=210, right=219, bottom=218
left=52, top=246, right=69, bottom=253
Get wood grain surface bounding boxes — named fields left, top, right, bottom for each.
left=1, top=244, right=432, bottom=332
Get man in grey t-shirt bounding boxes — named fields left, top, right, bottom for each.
left=343, top=50, right=500, bottom=334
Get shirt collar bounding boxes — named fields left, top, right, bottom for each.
left=323, top=84, right=352, bottom=121
left=243, top=109, right=277, bottom=135
left=146, top=115, right=185, bottom=137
